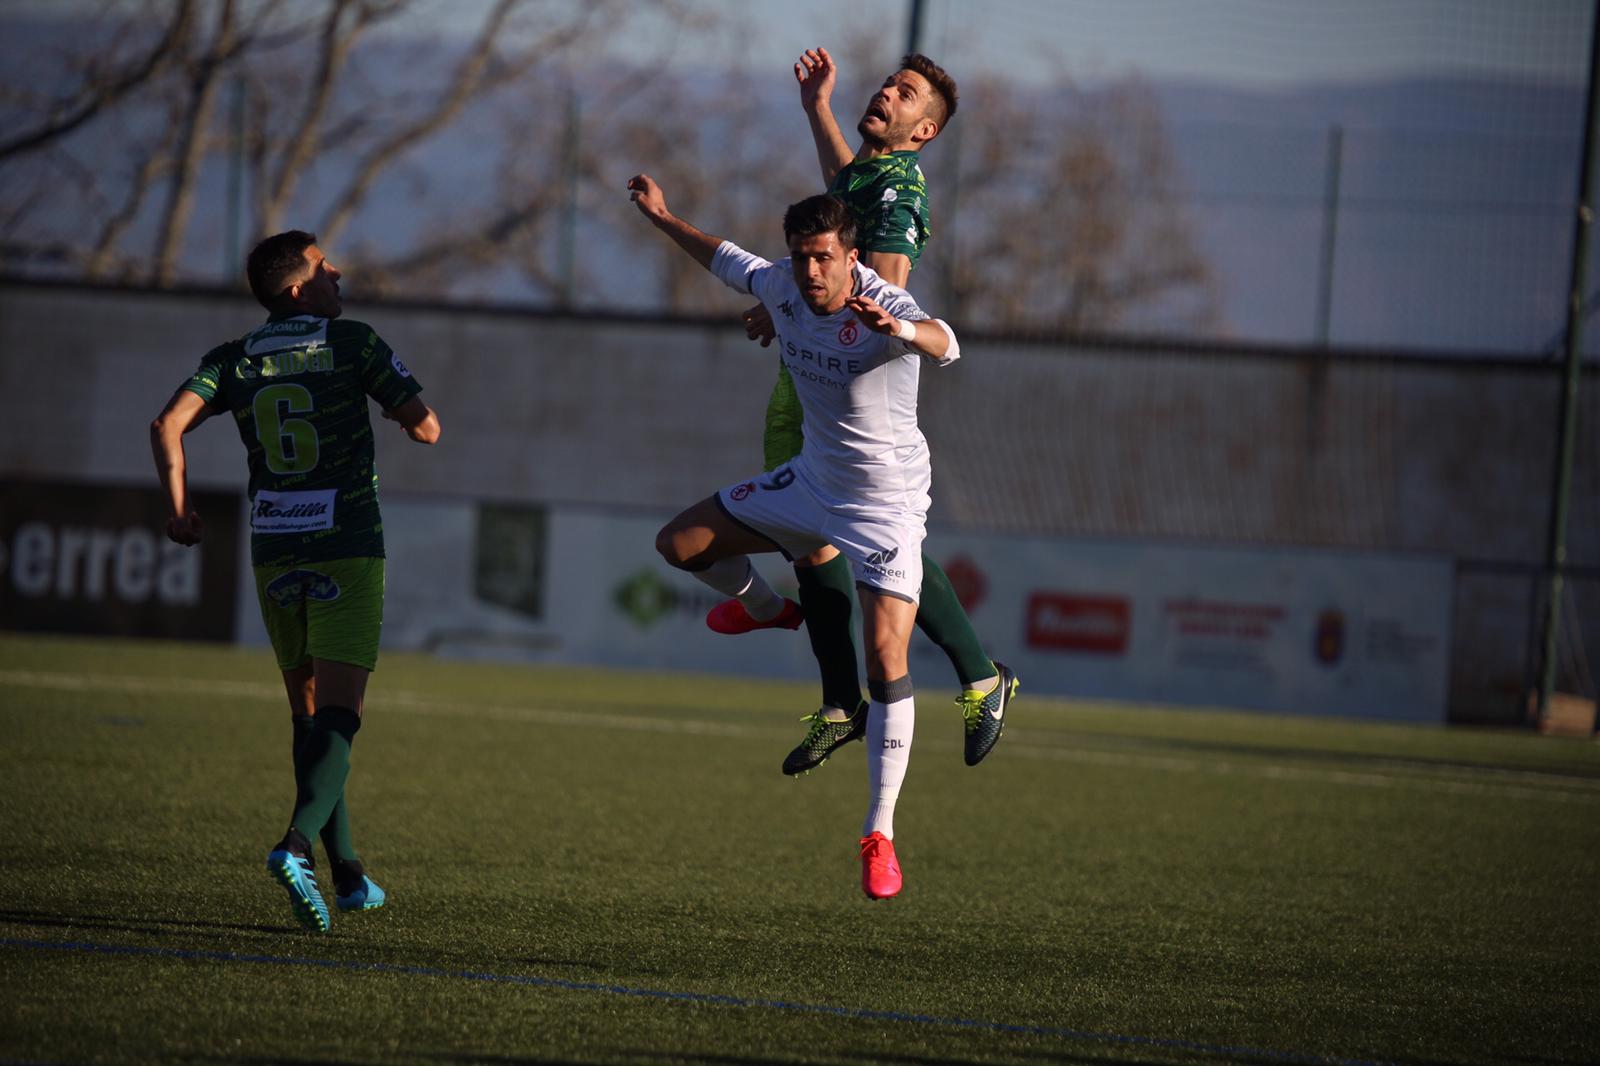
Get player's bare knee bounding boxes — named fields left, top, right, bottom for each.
left=655, top=525, right=692, bottom=569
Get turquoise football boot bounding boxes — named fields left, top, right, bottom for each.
left=266, top=844, right=331, bottom=933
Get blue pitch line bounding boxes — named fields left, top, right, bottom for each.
left=2, top=936, right=1395, bottom=1066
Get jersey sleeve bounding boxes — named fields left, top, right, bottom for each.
left=710, top=240, right=777, bottom=300
left=341, top=320, right=423, bottom=409
left=179, top=344, right=232, bottom=408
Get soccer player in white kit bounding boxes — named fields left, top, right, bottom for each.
left=628, top=172, right=960, bottom=900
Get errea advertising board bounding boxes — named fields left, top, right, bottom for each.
left=0, top=479, right=241, bottom=641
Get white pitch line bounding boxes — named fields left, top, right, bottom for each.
left=4, top=669, right=1597, bottom=805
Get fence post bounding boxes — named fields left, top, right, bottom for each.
left=1537, top=0, right=1600, bottom=722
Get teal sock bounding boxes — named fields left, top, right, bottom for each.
left=293, top=714, right=359, bottom=863
left=290, top=706, right=361, bottom=843
left=796, top=555, right=862, bottom=711
left=916, top=554, right=995, bottom=687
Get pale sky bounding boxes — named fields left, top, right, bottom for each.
left=14, top=0, right=1593, bottom=87
left=412, top=0, right=1595, bottom=88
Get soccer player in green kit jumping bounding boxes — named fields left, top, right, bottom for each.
left=151, top=231, right=440, bottom=933
left=715, top=49, right=1019, bottom=775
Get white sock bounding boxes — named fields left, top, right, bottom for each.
left=692, top=556, right=784, bottom=621
left=863, top=677, right=915, bottom=840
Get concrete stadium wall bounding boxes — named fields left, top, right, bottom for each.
left=4, top=280, right=1596, bottom=722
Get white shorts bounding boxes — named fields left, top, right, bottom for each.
left=715, top=463, right=926, bottom=603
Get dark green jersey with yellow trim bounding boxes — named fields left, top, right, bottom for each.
left=180, top=314, right=423, bottom=566
left=827, top=150, right=931, bottom=265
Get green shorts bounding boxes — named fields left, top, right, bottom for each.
left=254, top=557, right=386, bottom=672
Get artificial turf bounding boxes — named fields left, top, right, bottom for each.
left=2, top=633, right=1597, bottom=1065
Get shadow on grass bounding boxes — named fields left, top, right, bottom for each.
left=0, top=907, right=285, bottom=938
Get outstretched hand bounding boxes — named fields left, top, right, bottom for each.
left=627, top=173, right=669, bottom=222
left=794, top=47, right=836, bottom=111
left=845, top=294, right=902, bottom=335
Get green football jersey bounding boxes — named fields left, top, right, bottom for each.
left=827, top=150, right=932, bottom=266
left=181, top=314, right=423, bottom=567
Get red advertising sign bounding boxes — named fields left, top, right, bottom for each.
left=1026, top=592, right=1131, bottom=654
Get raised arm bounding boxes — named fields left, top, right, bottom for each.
left=795, top=48, right=854, bottom=185
left=627, top=173, right=723, bottom=270
left=150, top=388, right=213, bottom=546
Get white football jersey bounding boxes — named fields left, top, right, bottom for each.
left=711, top=240, right=958, bottom=515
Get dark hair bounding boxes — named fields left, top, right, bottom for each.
left=901, top=53, right=958, bottom=130
left=783, top=195, right=857, bottom=249
left=246, top=230, right=317, bottom=308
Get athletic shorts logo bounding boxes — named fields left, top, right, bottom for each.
left=759, top=467, right=796, bottom=491
left=264, top=568, right=342, bottom=607
left=837, top=320, right=861, bottom=346
left=730, top=482, right=755, bottom=501
left=865, top=546, right=899, bottom=567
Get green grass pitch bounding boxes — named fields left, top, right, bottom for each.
left=2, top=632, right=1597, bottom=1065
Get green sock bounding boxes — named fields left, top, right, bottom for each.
left=917, top=554, right=995, bottom=688
left=290, top=706, right=361, bottom=843
left=292, top=714, right=359, bottom=863
left=795, top=555, right=862, bottom=711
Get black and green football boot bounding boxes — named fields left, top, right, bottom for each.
left=960, top=662, right=1019, bottom=766
left=782, top=701, right=869, bottom=776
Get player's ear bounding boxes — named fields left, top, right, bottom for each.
left=914, top=115, right=939, bottom=145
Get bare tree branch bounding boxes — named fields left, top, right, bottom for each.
left=0, top=0, right=195, bottom=161
left=257, top=0, right=395, bottom=237
left=317, top=0, right=609, bottom=248
left=87, top=119, right=180, bottom=280
left=152, top=0, right=236, bottom=286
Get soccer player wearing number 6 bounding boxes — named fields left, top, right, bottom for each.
left=150, top=231, right=440, bottom=933
left=628, top=173, right=952, bottom=900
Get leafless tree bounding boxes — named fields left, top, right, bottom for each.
left=0, top=0, right=629, bottom=290
left=930, top=73, right=1220, bottom=335
left=0, top=5, right=1216, bottom=336
left=0, top=0, right=196, bottom=162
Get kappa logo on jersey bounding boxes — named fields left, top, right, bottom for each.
left=730, top=482, right=756, bottom=501
left=905, top=225, right=918, bottom=243
left=390, top=352, right=412, bottom=378
left=264, top=568, right=342, bottom=608
left=837, top=320, right=861, bottom=346
left=777, top=299, right=796, bottom=321
left=881, top=187, right=898, bottom=203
